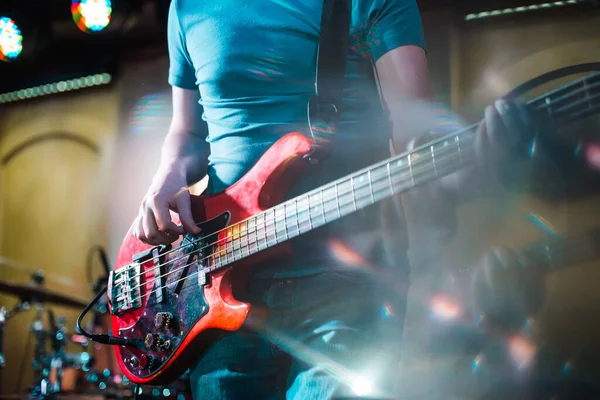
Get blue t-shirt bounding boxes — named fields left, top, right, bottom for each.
left=167, top=0, right=426, bottom=277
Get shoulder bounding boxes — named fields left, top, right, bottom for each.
left=351, top=0, right=420, bottom=23
left=350, top=0, right=425, bottom=61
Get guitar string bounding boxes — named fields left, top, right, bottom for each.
left=112, top=74, right=600, bottom=274
left=113, top=133, right=476, bottom=299
left=115, top=77, right=600, bottom=279
left=113, top=93, right=600, bottom=308
left=118, top=102, right=600, bottom=307
left=112, top=81, right=600, bottom=290
left=124, top=90, right=600, bottom=308
left=120, top=141, right=478, bottom=307
left=141, top=225, right=600, bottom=311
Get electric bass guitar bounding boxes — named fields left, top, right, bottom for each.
left=106, top=67, right=600, bottom=384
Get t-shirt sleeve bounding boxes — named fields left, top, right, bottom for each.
left=353, top=0, right=427, bottom=62
left=167, top=0, right=197, bottom=90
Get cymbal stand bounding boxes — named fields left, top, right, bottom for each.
left=0, top=301, right=31, bottom=395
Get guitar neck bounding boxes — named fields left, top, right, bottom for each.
left=206, top=71, right=600, bottom=272
left=207, top=130, right=476, bottom=271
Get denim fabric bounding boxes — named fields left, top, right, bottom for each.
left=189, top=265, right=409, bottom=399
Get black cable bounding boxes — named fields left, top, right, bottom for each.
left=76, top=286, right=143, bottom=348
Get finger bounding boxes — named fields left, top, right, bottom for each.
left=475, top=109, right=492, bottom=164
left=494, top=98, right=527, bottom=149
left=142, top=208, right=178, bottom=245
left=151, top=198, right=184, bottom=236
left=174, top=194, right=201, bottom=235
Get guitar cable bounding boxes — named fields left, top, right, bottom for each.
left=77, top=245, right=145, bottom=348
left=76, top=286, right=144, bottom=348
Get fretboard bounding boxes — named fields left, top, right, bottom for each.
left=205, top=70, right=600, bottom=272
left=206, top=130, right=475, bottom=271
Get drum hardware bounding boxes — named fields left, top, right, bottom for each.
left=1, top=252, right=191, bottom=398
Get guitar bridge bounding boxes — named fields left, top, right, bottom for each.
left=109, top=262, right=143, bottom=315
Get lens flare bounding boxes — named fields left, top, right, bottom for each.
left=0, top=17, right=23, bottom=62
left=71, top=0, right=112, bottom=33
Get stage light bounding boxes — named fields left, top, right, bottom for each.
left=0, top=17, right=23, bottom=62
left=71, top=0, right=112, bottom=33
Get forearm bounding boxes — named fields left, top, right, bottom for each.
left=158, top=127, right=210, bottom=185
left=389, top=100, right=488, bottom=204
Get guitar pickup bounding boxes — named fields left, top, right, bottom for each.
left=152, top=247, right=167, bottom=304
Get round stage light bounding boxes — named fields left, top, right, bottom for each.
left=0, top=17, right=23, bottom=62
left=71, top=0, right=112, bottom=33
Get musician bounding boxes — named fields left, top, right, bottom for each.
left=132, top=0, right=524, bottom=398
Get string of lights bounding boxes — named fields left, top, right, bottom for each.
left=465, top=0, right=586, bottom=21
left=0, top=73, right=112, bottom=104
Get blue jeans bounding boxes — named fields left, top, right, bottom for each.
left=189, top=265, right=409, bottom=400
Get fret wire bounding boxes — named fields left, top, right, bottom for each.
left=249, top=217, right=256, bottom=254
left=367, top=170, right=374, bottom=203
left=430, top=144, right=437, bottom=176
left=294, top=198, right=300, bottom=235
left=262, top=214, right=267, bottom=250
left=455, top=135, right=462, bottom=165
left=386, top=162, right=394, bottom=195
left=244, top=220, right=250, bottom=257
left=224, top=229, right=230, bottom=265
left=407, top=154, right=415, bottom=187
left=282, top=203, right=289, bottom=240
left=350, top=176, right=357, bottom=211
left=271, top=209, right=278, bottom=244
left=334, top=183, right=341, bottom=218
left=306, top=194, right=313, bottom=230
left=270, top=209, right=277, bottom=244
left=319, top=189, right=326, bottom=224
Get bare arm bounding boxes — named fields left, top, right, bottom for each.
left=159, top=87, right=209, bottom=183
left=133, top=87, right=208, bottom=245
left=375, top=46, right=509, bottom=215
left=375, top=45, right=461, bottom=243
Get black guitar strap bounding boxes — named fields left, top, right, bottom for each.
left=306, top=0, right=351, bottom=162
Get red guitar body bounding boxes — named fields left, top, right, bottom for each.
left=110, top=132, right=313, bottom=385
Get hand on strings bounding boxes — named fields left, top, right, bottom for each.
left=475, top=98, right=531, bottom=169
left=471, top=247, right=545, bottom=334
left=133, top=165, right=201, bottom=245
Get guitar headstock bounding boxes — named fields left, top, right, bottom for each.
left=498, top=66, right=600, bottom=200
